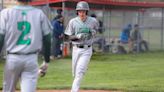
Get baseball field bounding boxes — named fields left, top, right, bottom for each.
left=0, top=51, right=164, bottom=92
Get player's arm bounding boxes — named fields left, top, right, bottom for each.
left=0, top=10, right=6, bottom=53
left=39, top=10, right=53, bottom=77
left=64, top=20, right=80, bottom=41
left=42, top=33, right=51, bottom=63
left=69, top=35, right=79, bottom=41
left=38, top=33, right=51, bottom=77
left=64, top=28, right=82, bottom=41
left=64, top=34, right=80, bottom=41
left=0, top=34, right=5, bottom=53
left=93, top=18, right=99, bottom=35
left=40, top=10, right=52, bottom=63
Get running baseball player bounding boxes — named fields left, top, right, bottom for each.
left=64, top=1, right=99, bottom=92
left=0, top=0, right=52, bottom=92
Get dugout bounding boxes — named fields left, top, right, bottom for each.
left=31, top=0, right=164, bottom=52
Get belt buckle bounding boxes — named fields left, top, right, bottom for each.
left=84, top=45, right=88, bottom=48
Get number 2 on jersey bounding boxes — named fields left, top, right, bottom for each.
left=17, top=21, right=31, bottom=45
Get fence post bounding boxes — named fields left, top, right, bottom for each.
left=161, top=8, right=164, bottom=50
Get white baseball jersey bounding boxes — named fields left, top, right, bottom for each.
left=0, top=5, right=52, bottom=53
left=65, top=16, right=99, bottom=45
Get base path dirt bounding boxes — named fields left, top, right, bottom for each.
left=36, top=90, right=122, bottom=92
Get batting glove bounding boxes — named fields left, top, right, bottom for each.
left=76, top=34, right=83, bottom=40
left=38, top=61, right=49, bottom=77
left=76, top=33, right=90, bottom=40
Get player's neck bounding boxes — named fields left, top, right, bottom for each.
left=79, top=16, right=87, bottom=22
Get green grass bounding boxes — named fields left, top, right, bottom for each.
left=0, top=51, right=164, bottom=92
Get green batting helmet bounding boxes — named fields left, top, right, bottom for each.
left=76, top=1, right=89, bottom=11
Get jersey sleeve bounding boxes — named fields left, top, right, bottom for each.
left=41, top=11, right=53, bottom=36
left=0, top=10, right=7, bottom=35
left=64, top=19, right=74, bottom=36
left=91, top=18, right=99, bottom=36
left=94, top=18, right=99, bottom=31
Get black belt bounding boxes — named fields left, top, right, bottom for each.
left=74, top=44, right=91, bottom=48
left=7, top=51, right=38, bottom=55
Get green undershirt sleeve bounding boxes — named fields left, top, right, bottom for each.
left=42, top=33, right=51, bottom=63
left=0, top=34, right=4, bottom=53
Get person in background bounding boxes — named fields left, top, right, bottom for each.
left=131, top=24, right=149, bottom=52
left=51, top=15, right=64, bottom=59
left=120, top=24, right=133, bottom=52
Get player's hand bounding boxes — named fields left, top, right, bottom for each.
left=38, top=61, right=49, bottom=77
left=91, top=30, right=96, bottom=36
left=59, top=34, right=64, bottom=39
left=76, top=33, right=89, bottom=40
left=76, top=34, right=83, bottom=40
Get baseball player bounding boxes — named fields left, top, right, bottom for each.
left=0, top=0, right=52, bottom=92
left=64, top=1, right=99, bottom=92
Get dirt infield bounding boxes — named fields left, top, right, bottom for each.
left=0, top=89, right=122, bottom=92
left=36, top=90, right=121, bottom=92
left=13, top=90, right=121, bottom=92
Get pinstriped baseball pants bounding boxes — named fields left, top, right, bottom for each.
left=3, top=54, right=38, bottom=92
left=71, top=46, right=92, bottom=92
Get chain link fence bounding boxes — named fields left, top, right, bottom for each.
left=1, top=0, right=164, bottom=54
left=62, top=8, right=164, bottom=53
